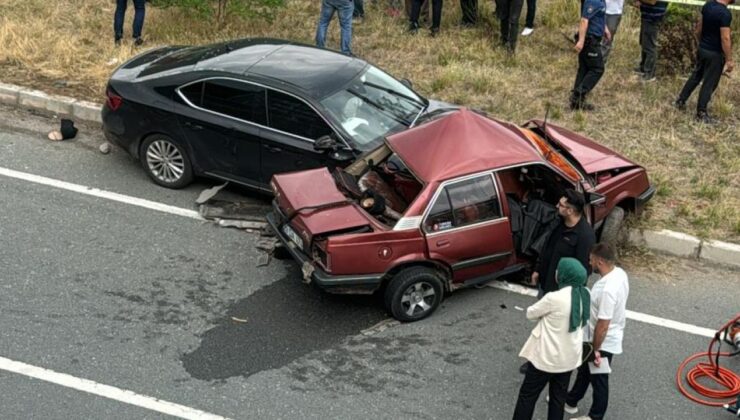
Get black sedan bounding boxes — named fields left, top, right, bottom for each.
left=102, top=38, right=446, bottom=190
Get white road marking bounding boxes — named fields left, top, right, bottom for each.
left=488, top=281, right=717, bottom=338
left=0, top=356, right=230, bottom=420
left=0, top=167, right=203, bottom=220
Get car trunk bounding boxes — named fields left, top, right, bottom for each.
left=271, top=168, right=373, bottom=252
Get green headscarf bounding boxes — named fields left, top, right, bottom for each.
left=556, top=257, right=590, bottom=332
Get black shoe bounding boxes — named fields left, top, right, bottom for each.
left=673, top=100, right=686, bottom=111
left=696, top=112, right=715, bottom=124
left=633, top=66, right=644, bottom=75
left=430, top=27, right=440, bottom=37
left=570, top=96, right=594, bottom=111
left=519, top=362, right=529, bottom=374
left=408, top=21, right=419, bottom=34
left=134, top=37, right=144, bottom=46
left=114, top=37, right=122, bottom=46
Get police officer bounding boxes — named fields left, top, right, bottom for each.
left=570, top=0, right=611, bottom=110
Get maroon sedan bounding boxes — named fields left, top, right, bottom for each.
left=267, top=109, right=654, bottom=321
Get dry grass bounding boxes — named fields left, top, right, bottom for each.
left=0, top=0, right=738, bottom=242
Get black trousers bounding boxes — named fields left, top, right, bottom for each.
left=512, top=362, right=572, bottom=420
left=573, top=36, right=605, bottom=100
left=460, top=0, right=478, bottom=24
left=566, top=351, right=614, bottom=420
left=677, top=47, right=726, bottom=114
left=524, top=0, right=536, bottom=28
left=496, top=0, right=524, bottom=50
left=639, top=19, right=661, bottom=78
left=410, top=0, right=442, bottom=30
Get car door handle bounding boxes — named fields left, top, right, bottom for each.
left=184, top=121, right=203, bottom=130
left=264, top=144, right=282, bottom=153
left=436, top=239, right=450, bottom=247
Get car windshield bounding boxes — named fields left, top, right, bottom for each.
left=320, top=66, right=426, bottom=150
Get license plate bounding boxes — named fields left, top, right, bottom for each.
left=282, top=225, right=304, bottom=250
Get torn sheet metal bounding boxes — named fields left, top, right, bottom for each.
left=195, top=182, right=229, bottom=205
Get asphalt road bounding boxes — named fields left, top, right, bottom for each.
left=0, top=104, right=738, bottom=419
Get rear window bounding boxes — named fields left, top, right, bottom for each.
left=180, top=79, right=267, bottom=125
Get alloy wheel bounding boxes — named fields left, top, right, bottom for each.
left=400, top=281, right=436, bottom=317
left=146, top=139, right=185, bottom=184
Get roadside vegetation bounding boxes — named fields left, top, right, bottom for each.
left=0, top=0, right=738, bottom=242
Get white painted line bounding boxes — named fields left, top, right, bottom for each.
left=488, top=280, right=717, bottom=338
left=0, top=356, right=230, bottom=420
left=0, top=167, right=203, bottom=220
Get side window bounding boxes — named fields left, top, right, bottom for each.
left=179, top=82, right=204, bottom=107
left=267, top=90, right=332, bottom=140
left=424, top=175, right=502, bottom=232
left=200, top=80, right=267, bottom=125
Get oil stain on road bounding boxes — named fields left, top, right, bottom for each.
left=181, top=270, right=387, bottom=380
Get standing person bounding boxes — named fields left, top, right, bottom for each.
left=114, top=0, right=146, bottom=46
left=675, top=0, right=735, bottom=123
left=512, top=258, right=590, bottom=420
left=570, top=0, right=609, bottom=110
left=497, top=0, right=525, bottom=52
left=567, top=243, right=630, bottom=420
left=601, top=0, right=625, bottom=63
left=316, top=0, right=355, bottom=56
left=405, top=0, right=430, bottom=24
left=521, top=0, right=536, bottom=36
left=408, top=0, right=443, bottom=36
left=634, top=0, right=668, bottom=82
left=461, top=0, right=478, bottom=26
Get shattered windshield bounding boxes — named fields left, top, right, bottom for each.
left=320, top=66, right=426, bottom=149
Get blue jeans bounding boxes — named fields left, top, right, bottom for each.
left=315, top=0, right=354, bottom=56
left=114, top=0, right=146, bottom=39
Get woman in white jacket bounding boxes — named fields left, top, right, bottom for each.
left=512, top=257, right=590, bottom=420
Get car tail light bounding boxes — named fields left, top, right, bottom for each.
left=105, top=88, right=123, bottom=111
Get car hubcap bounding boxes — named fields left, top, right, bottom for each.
left=400, top=282, right=436, bottom=317
left=146, top=140, right=185, bottom=183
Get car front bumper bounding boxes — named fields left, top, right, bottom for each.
left=636, top=184, right=656, bottom=212
left=266, top=210, right=383, bottom=295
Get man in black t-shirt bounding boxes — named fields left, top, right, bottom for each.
left=675, top=0, right=735, bottom=123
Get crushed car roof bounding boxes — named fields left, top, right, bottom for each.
left=385, top=108, right=543, bottom=183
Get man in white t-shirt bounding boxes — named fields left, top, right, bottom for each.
left=602, top=0, right=624, bottom=62
left=566, top=242, right=629, bottom=420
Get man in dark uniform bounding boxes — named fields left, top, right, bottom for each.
left=519, top=189, right=596, bottom=374
left=496, top=0, right=525, bottom=52
left=570, top=0, right=610, bottom=110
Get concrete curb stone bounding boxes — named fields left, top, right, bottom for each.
left=1, top=81, right=739, bottom=268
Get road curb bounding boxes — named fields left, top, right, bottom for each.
left=1, top=82, right=738, bottom=268
left=0, top=81, right=102, bottom=123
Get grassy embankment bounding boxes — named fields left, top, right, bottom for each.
left=0, top=0, right=738, bottom=242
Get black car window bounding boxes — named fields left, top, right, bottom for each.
left=179, top=82, right=204, bottom=106
left=200, top=80, right=267, bottom=125
left=424, top=175, right=502, bottom=232
left=267, top=90, right=332, bottom=140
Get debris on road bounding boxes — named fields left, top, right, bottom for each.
left=217, top=219, right=268, bottom=230
left=515, top=306, right=524, bottom=311
left=99, top=142, right=111, bottom=154
left=195, top=183, right=229, bottom=205
left=230, top=316, right=248, bottom=323
left=47, top=118, right=78, bottom=141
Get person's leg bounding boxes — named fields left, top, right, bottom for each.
left=337, top=0, right=354, bottom=55
left=524, top=0, right=536, bottom=29
left=677, top=50, right=707, bottom=105
left=696, top=49, right=725, bottom=116
left=496, top=0, right=511, bottom=45
left=547, top=371, right=571, bottom=420
left=132, top=0, right=146, bottom=40
left=507, top=0, right=524, bottom=51
left=572, top=49, right=589, bottom=103
left=566, top=360, right=592, bottom=406
left=409, top=0, right=422, bottom=29
left=430, top=0, right=442, bottom=32
left=315, top=0, right=336, bottom=48
left=114, top=0, right=127, bottom=41
left=353, top=0, right=365, bottom=17
left=512, top=363, right=551, bottom=420
left=642, top=20, right=659, bottom=78
left=601, top=14, right=621, bottom=63
left=578, top=38, right=605, bottom=97
left=587, top=352, right=614, bottom=420
left=637, top=20, right=647, bottom=72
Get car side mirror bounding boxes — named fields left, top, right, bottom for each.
left=314, top=135, right=338, bottom=152
left=400, top=78, right=413, bottom=89
left=587, top=192, right=606, bottom=207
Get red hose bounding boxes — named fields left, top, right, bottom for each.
left=676, top=314, right=740, bottom=407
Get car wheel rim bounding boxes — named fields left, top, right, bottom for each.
left=400, top=281, right=436, bottom=317
left=146, top=140, right=185, bottom=184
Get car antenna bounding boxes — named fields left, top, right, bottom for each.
left=542, top=103, right=550, bottom=133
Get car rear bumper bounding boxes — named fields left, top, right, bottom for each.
left=102, top=106, right=138, bottom=157
left=636, top=184, right=656, bottom=212
left=266, top=210, right=383, bottom=295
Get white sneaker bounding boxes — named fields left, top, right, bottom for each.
left=544, top=395, right=578, bottom=414
left=570, top=416, right=592, bottom=420
left=521, top=27, right=534, bottom=36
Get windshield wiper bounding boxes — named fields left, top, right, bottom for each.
left=409, top=104, right=427, bottom=127
left=362, top=81, right=426, bottom=108
left=347, top=88, right=410, bottom=125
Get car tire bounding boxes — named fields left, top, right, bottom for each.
left=384, top=267, right=444, bottom=322
left=140, top=134, right=194, bottom=189
left=600, top=206, right=625, bottom=246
